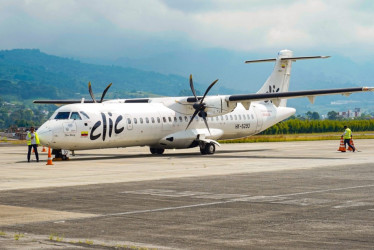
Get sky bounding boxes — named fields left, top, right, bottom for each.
left=1, top=0, right=374, bottom=61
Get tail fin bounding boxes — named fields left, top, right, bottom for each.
left=245, top=50, right=329, bottom=107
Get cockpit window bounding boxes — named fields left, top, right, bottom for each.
left=70, top=112, right=82, bottom=120
left=54, top=112, right=70, bottom=120
left=80, top=111, right=90, bottom=119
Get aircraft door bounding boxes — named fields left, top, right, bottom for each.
left=254, top=107, right=263, bottom=133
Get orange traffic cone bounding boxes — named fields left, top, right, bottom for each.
left=338, top=137, right=346, bottom=152
left=42, top=146, right=46, bottom=152
left=46, top=147, right=54, bottom=165
left=347, top=138, right=355, bottom=152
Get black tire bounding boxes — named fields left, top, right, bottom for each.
left=150, top=148, right=157, bottom=154
left=156, top=148, right=165, bottom=154
left=150, top=148, right=165, bottom=155
left=200, top=147, right=207, bottom=155
left=205, top=143, right=215, bottom=155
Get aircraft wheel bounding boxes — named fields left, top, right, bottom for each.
left=205, top=143, right=215, bottom=154
left=156, top=148, right=165, bottom=154
left=200, top=143, right=215, bottom=155
left=150, top=148, right=164, bottom=155
left=200, top=147, right=207, bottom=155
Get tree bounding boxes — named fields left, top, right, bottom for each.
left=327, top=111, right=338, bottom=120
left=311, top=112, right=320, bottom=120
left=306, top=111, right=320, bottom=120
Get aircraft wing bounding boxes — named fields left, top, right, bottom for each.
left=226, top=87, right=374, bottom=105
left=33, top=98, right=151, bottom=104
left=33, top=100, right=94, bottom=104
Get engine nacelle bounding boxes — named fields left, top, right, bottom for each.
left=166, top=96, right=237, bottom=117
left=203, top=96, right=237, bottom=117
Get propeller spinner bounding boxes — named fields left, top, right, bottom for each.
left=185, top=75, right=218, bottom=134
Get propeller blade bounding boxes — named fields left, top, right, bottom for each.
left=200, top=79, right=218, bottom=104
left=186, top=109, right=199, bottom=130
left=201, top=111, right=211, bottom=135
left=189, top=74, right=198, bottom=102
left=99, top=83, right=112, bottom=103
left=88, top=82, right=97, bottom=103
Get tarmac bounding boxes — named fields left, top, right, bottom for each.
left=0, top=140, right=373, bottom=249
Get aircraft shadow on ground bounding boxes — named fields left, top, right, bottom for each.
left=33, top=148, right=344, bottom=162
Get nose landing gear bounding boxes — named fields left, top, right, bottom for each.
left=52, top=149, right=70, bottom=160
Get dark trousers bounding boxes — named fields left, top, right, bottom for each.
left=344, top=139, right=355, bottom=152
left=27, top=144, right=39, bottom=162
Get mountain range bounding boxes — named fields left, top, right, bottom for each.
left=1, top=49, right=373, bottom=114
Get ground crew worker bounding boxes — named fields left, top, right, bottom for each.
left=342, top=125, right=355, bottom=152
left=26, top=126, right=40, bottom=162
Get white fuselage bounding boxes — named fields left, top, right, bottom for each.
left=37, top=100, right=295, bottom=151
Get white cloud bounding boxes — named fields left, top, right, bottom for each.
left=1, top=0, right=374, bottom=59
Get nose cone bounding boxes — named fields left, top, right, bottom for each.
left=37, top=125, right=53, bottom=146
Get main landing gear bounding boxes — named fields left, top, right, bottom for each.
left=199, top=142, right=216, bottom=155
left=150, top=148, right=165, bottom=155
left=149, top=142, right=216, bottom=156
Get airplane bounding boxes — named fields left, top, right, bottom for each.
left=34, top=49, right=374, bottom=159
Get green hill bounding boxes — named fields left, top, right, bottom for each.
left=0, top=49, right=205, bottom=102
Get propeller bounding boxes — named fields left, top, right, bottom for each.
left=185, top=74, right=218, bottom=134
left=88, top=82, right=112, bottom=103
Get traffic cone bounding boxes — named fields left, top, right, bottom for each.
left=338, top=137, right=346, bottom=152
left=46, top=147, right=54, bottom=165
left=347, top=138, right=355, bottom=152
left=42, top=146, right=46, bottom=152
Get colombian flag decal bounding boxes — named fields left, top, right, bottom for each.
left=81, top=131, right=88, bottom=137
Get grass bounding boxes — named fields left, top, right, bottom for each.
left=14, top=233, right=24, bottom=241
left=219, top=131, right=374, bottom=143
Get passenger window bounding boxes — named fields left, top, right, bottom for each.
left=174, top=117, right=177, bottom=122
left=127, top=118, right=131, bottom=124
left=134, top=118, right=138, bottom=124
left=151, top=117, right=155, bottom=123
left=146, top=117, right=149, bottom=123
left=234, top=115, right=237, bottom=120
left=184, top=116, right=188, bottom=122
left=168, top=117, right=172, bottom=122
left=70, top=112, right=82, bottom=120
left=225, top=115, right=228, bottom=120
left=157, top=117, right=161, bottom=123
left=179, top=116, right=183, bottom=122
left=55, top=112, right=70, bottom=120
left=163, top=117, right=166, bottom=123
left=80, top=111, right=90, bottom=119
left=251, top=114, right=254, bottom=119
left=230, top=115, right=233, bottom=120
left=140, top=118, right=143, bottom=124
left=247, top=114, right=250, bottom=119
left=238, top=115, right=242, bottom=120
